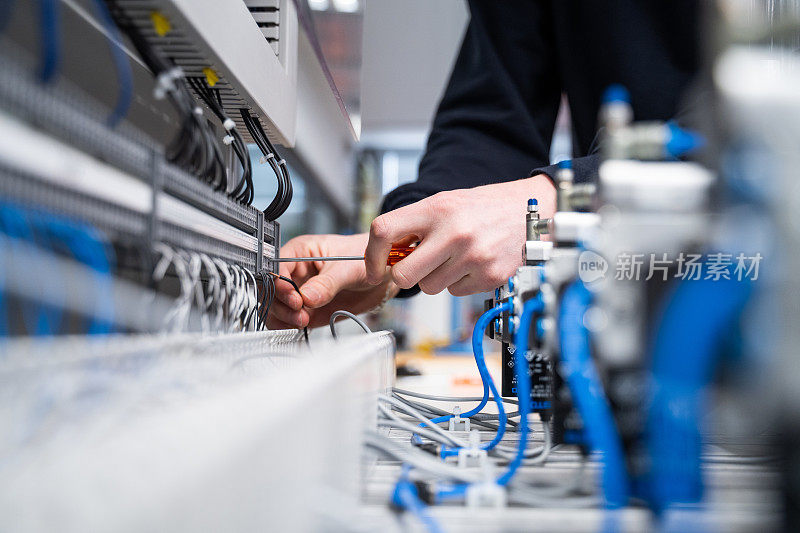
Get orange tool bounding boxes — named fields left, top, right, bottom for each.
left=273, top=244, right=416, bottom=266
left=386, top=245, right=415, bottom=266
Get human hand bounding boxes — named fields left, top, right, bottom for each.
left=364, top=175, right=556, bottom=296
left=267, top=232, right=399, bottom=329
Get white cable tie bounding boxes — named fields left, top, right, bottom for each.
left=223, top=118, right=236, bottom=131
left=277, top=159, right=286, bottom=167
left=223, top=135, right=234, bottom=145
left=194, top=106, right=204, bottom=116
left=153, top=67, right=183, bottom=100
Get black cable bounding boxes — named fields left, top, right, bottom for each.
left=240, top=109, right=293, bottom=220
left=257, top=272, right=275, bottom=331
left=104, top=1, right=227, bottom=192
left=270, top=272, right=309, bottom=343
left=187, top=78, right=253, bottom=205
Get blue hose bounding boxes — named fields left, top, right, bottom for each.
left=645, top=274, right=751, bottom=513
left=497, top=295, right=544, bottom=486
left=559, top=280, right=629, bottom=509
left=37, top=0, right=60, bottom=84
left=393, top=466, right=444, bottom=533
left=90, top=0, right=133, bottom=127
left=436, top=301, right=511, bottom=456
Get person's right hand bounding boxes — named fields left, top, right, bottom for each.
left=266, top=232, right=399, bottom=329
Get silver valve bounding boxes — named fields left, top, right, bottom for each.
left=526, top=198, right=540, bottom=241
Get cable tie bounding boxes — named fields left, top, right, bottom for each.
left=193, top=106, right=204, bottom=116
left=223, top=135, right=234, bottom=145
left=277, top=159, right=286, bottom=167
left=153, top=67, right=183, bottom=99
left=223, top=118, right=236, bottom=131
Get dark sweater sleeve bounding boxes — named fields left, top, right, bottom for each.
left=380, top=0, right=562, bottom=214
left=532, top=154, right=600, bottom=185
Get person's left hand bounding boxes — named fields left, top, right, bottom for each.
left=364, top=175, right=556, bottom=296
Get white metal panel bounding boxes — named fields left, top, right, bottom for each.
left=163, top=0, right=298, bottom=145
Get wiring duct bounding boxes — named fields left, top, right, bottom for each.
left=103, top=0, right=232, bottom=198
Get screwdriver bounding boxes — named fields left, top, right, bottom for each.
left=272, top=245, right=415, bottom=266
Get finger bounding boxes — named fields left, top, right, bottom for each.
left=266, top=315, right=297, bottom=330
left=365, top=205, right=432, bottom=284
left=269, top=300, right=309, bottom=327
left=273, top=276, right=303, bottom=310
left=388, top=237, right=451, bottom=290
left=447, top=274, right=483, bottom=297
left=304, top=291, right=376, bottom=328
left=417, top=257, right=464, bottom=295
left=300, top=263, right=365, bottom=309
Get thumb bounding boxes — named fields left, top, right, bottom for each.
left=299, top=264, right=364, bottom=309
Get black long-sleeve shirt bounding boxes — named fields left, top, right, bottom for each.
left=381, top=0, right=702, bottom=214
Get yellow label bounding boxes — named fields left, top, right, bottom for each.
left=203, top=67, right=220, bottom=87
left=150, top=11, right=171, bottom=37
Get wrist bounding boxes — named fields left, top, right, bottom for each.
left=506, top=175, right=557, bottom=218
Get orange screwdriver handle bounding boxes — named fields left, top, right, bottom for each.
left=386, top=245, right=415, bottom=266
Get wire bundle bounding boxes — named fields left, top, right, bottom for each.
left=188, top=78, right=254, bottom=205
left=256, top=271, right=275, bottom=331
left=241, top=109, right=292, bottom=220
left=103, top=1, right=232, bottom=197
left=0, top=201, right=115, bottom=336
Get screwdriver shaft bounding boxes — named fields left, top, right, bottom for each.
left=272, top=256, right=365, bottom=262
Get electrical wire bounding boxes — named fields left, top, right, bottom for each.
left=391, top=393, right=516, bottom=432
left=89, top=0, right=133, bottom=127
left=560, top=280, right=629, bottom=510
left=362, top=431, right=480, bottom=484
left=240, top=108, right=293, bottom=220
left=385, top=392, right=550, bottom=463
left=497, top=296, right=546, bottom=486
left=37, top=0, right=60, bottom=84
left=187, top=78, right=252, bottom=204
left=376, top=416, right=453, bottom=448
left=257, top=272, right=275, bottom=331
left=378, top=395, right=464, bottom=448
left=392, top=466, right=444, bottom=533
left=393, top=388, right=520, bottom=406
left=268, top=272, right=308, bottom=343
left=330, top=310, right=371, bottom=338
left=432, top=302, right=511, bottom=457
left=103, top=0, right=227, bottom=192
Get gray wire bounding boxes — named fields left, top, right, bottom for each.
left=363, top=431, right=480, bottom=483
left=391, top=393, right=518, bottom=432
left=377, top=416, right=453, bottom=448
left=378, top=394, right=465, bottom=448
left=330, top=310, right=371, bottom=339
left=383, top=393, right=549, bottom=462
left=492, top=421, right=552, bottom=461
left=394, top=387, right=519, bottom=406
